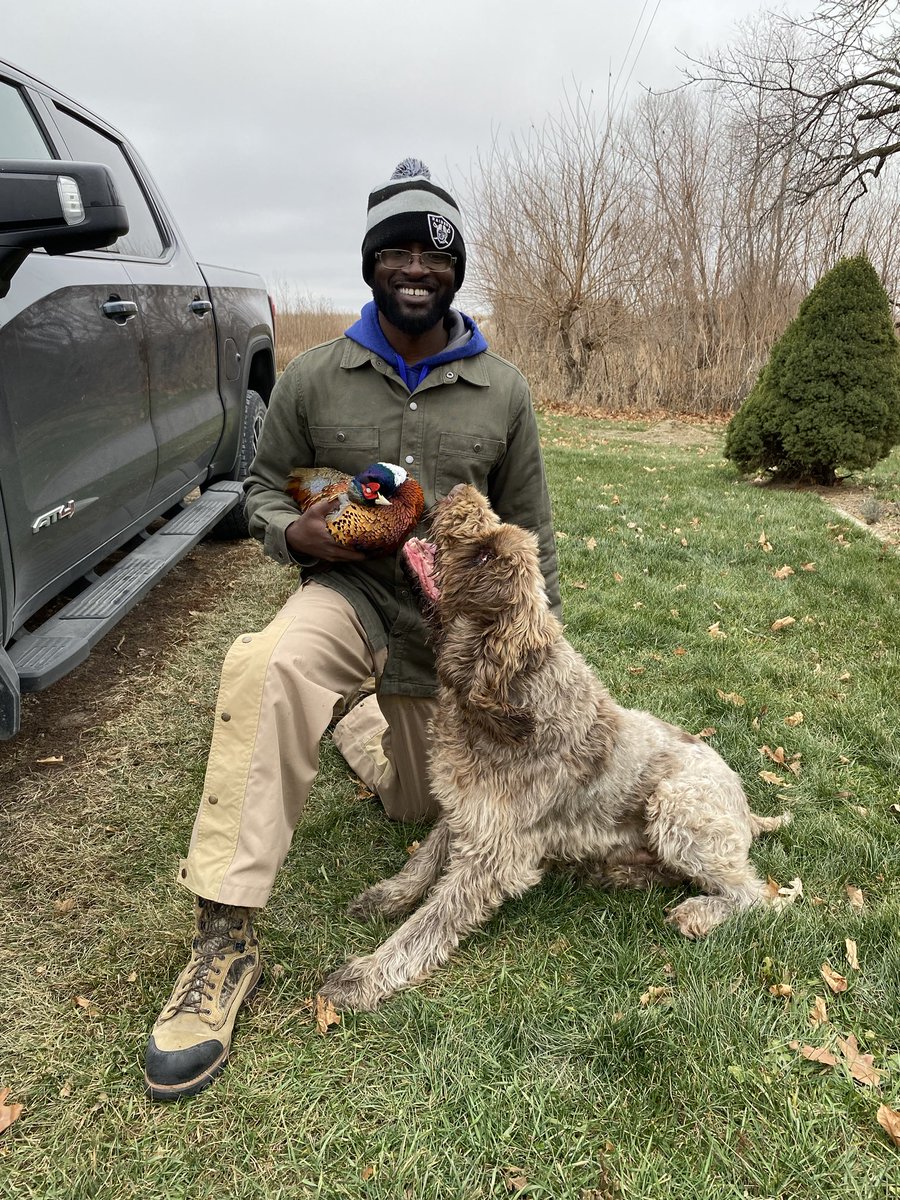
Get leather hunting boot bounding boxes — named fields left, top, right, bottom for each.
left=144, top=898, right=261, bottom=1101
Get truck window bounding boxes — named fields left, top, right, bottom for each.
left=0, top=80, right=53, bottom=158
left=51, top=104, right=166, bottom=260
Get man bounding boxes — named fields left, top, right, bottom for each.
left=144, top=159, right=560, bottom=1100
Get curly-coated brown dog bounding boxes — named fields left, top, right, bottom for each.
left=317, top=485, right=791, bottom=1011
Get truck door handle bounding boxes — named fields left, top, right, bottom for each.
left=101, top=299, right=138, bottom=322
left=190, top=299, right=213, bottom=316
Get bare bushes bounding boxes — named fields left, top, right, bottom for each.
left=466, top=80, right=900, bottom=416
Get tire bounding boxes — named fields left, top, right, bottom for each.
left=209, top=389, right=266, bottom=540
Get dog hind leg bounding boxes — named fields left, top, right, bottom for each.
left=347, top=820, right=452, bottom=922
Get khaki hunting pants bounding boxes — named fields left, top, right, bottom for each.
left=177, top=581, right=439, bottom=908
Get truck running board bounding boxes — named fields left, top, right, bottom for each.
left=8, top=482, right=243, bottom=694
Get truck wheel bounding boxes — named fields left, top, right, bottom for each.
left=210, top=389, right=266, bottom=539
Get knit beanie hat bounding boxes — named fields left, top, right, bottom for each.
left=362, top=157, right=466, bottom=291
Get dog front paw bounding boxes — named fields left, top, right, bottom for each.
left=347, top=882, right=417, bottom=922
left=317, top=956, right=390, bottom=1012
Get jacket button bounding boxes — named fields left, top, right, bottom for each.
left=241, top=635, right=252, bottom=643
left=337, top=432, right=345, bottom=441
left=445, top=371, right=454, bottom=380
left=221, top=712, right=231, bottom=721
left=208, top=795, right=219, bottom=805
left=474, top=443, right=482, bottom=452
left=409, top=401, right=417, bottom=410
left=405, top=455, right=414, bottom=464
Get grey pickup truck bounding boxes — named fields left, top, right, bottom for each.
left=0, top=59, right=276, bottom=738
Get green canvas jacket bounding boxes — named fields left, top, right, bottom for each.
left=244, top=334, right=560, bottom=697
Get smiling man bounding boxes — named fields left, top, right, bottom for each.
left=143, top=159, right=560, bottom=1100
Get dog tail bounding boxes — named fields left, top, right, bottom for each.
left=749, top=810, right=792, bottom=837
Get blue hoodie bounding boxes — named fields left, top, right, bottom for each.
left=345, top=300, right=488, bottom=392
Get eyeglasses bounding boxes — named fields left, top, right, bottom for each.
left=375, top=249, right=457, bottom=272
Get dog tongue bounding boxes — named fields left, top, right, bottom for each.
left=402, top=538, right=440, bottom=603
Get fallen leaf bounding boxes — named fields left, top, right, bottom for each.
left=54, top=897, right=77, bottom=915
left=708, top=622, right=727, bottom=639
left=769, top=982, right=793, bottom=997
left=784, top=711, right=804, bottom=727
left=613, top=572, right=624, bottom=583
left=640, top=985, right=672, bottom=1006
left=697, top=727, right=716, bottom=738
left=361, top=1165, right=376, bottom=1181
left=821, top=962, right=848, bottom=994
left=673, top=646, right=686, bottom=656
left=571, top=581, right=587, bottom=590
left=555, top=531, right=569, bottom=540
left=771, top=616, right=796, bottom=632
left=58, top=1079, right=73, bottom=1098
left=716, top=690, right=745, bottom=706
left=406, top=841, right=420, bottom=855
left=758, top=531, right=773, bottom=552
left=774, top=877, right=803, bottom=908
left=773, top=565, right=795, bottom=580
left=36, top=755, right=64, bottom=764
left=845, top=939, right=859, bottom=971
left=627, top=666, right=645, bottom=675
left=314, top=994, right=341, bottom=1035
left=800, top=562, right=816, bottom=571
left=845, top=885, right=865, bottom=911
left=585, top=536, right=597, bottom=550
left=792, top=1041, right=838, bottom=1067
left=0, top=1087, right=23, bottom=1134
left=761, top=745, right=787, bottom=764
left=836, top=1034, right=880, bottom=1086
left=877, top=1104, right=900, bottom=1147
left=505, top=1168, right=529, bottom=1192
left=760, top=770, right=787, bottom=786
left=809, top=996, right=828, bottom=1026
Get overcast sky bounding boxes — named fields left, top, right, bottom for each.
left=7, top=0, right=814, bottom=312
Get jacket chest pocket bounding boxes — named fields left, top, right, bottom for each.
left=309, top=425, right=380, bottom=474
left=434, top=432, right=505, bottom=499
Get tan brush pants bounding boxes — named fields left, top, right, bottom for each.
left=177, top=580, right=439, bottom=908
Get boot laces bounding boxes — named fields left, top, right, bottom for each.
left=173, top=904, right=250, bottom=1016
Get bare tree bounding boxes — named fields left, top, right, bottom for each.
left=689, top=1, right=900, bottom=215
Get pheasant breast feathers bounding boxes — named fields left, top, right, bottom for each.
left=284, top=461, right=425, bottom=557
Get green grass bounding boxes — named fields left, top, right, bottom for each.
left=1, top=416, right=898, bottom=1199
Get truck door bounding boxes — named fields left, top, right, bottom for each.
left=49, top=104, right=223, bottom=512
left=0, top=77, right=156, bottom=630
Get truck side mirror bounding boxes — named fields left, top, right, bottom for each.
left=0, top=159, right=129, bottom=297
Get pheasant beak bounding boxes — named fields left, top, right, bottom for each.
left=373, top=493, right=392, bottom=506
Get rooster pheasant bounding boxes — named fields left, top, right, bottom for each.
left=284, top=462, right=425, bottom=557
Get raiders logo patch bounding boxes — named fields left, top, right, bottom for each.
left=428, top=213, right=454, bottom=248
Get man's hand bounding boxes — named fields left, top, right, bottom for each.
left=285, top=496, right=367, bottom=562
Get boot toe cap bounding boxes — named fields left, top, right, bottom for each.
left=144, top=1034, right=227, bottom=1100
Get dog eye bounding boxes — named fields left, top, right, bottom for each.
left=474, top=549, right=495, bottom=565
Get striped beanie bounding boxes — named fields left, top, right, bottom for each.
left=361, top=158, right=466, bottom=291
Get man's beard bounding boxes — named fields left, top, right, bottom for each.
left=372, top=279, right=455, bottom=335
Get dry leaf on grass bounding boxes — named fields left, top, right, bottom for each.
left=640, top=985, right=672, bottom=1006
left=36, top=755, right=64, bottom=764
left=769, top=982, right=793, bottom=998
left=772, top=877, right=803, bottom=909
left=809, top=996, right=829, bottom=1026
left=836, top=1035, right=881, bottom=1086
left=314, top=994, right=341, bottom=1035
left=0, top=1087, right=23, bottom=1134
left=585, top=536, right=597, bottom=550
left=760, top=770, right=787, bottom=786
left=504, top=1167, right=528, bottom=1192
left=771, top=616, right=796, bottom=632
left=791, top=1036, right=880, bottom=1086
left=877, top=1104, right=900, bottom=1147
left=54, top=897, right=77, bottom=915
left=773, top=565, right=795, bottom=580
left=571, top=581, right=587, bottom=590
left=845, top=885, right=865, bottom=911
left=716, top=690, right=745, bottom=706
left=708, top=622, right=727, bottom=639
left=406, top=841, right=420, bottom=855
left=792, top=1042, right=838, bottom=1068
left=758, top=531, right=773, bottom=552
left=845, top=939, right=860, bottom=971
left=761, top=745, right=787, bottom=764
left=697, top=727, right=716, bottom=738
left=821, top=962, right=848, bottom=994
left=361, top=1165, right=376, bottom=1181
left=784, top=711, right=804, bottom=727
